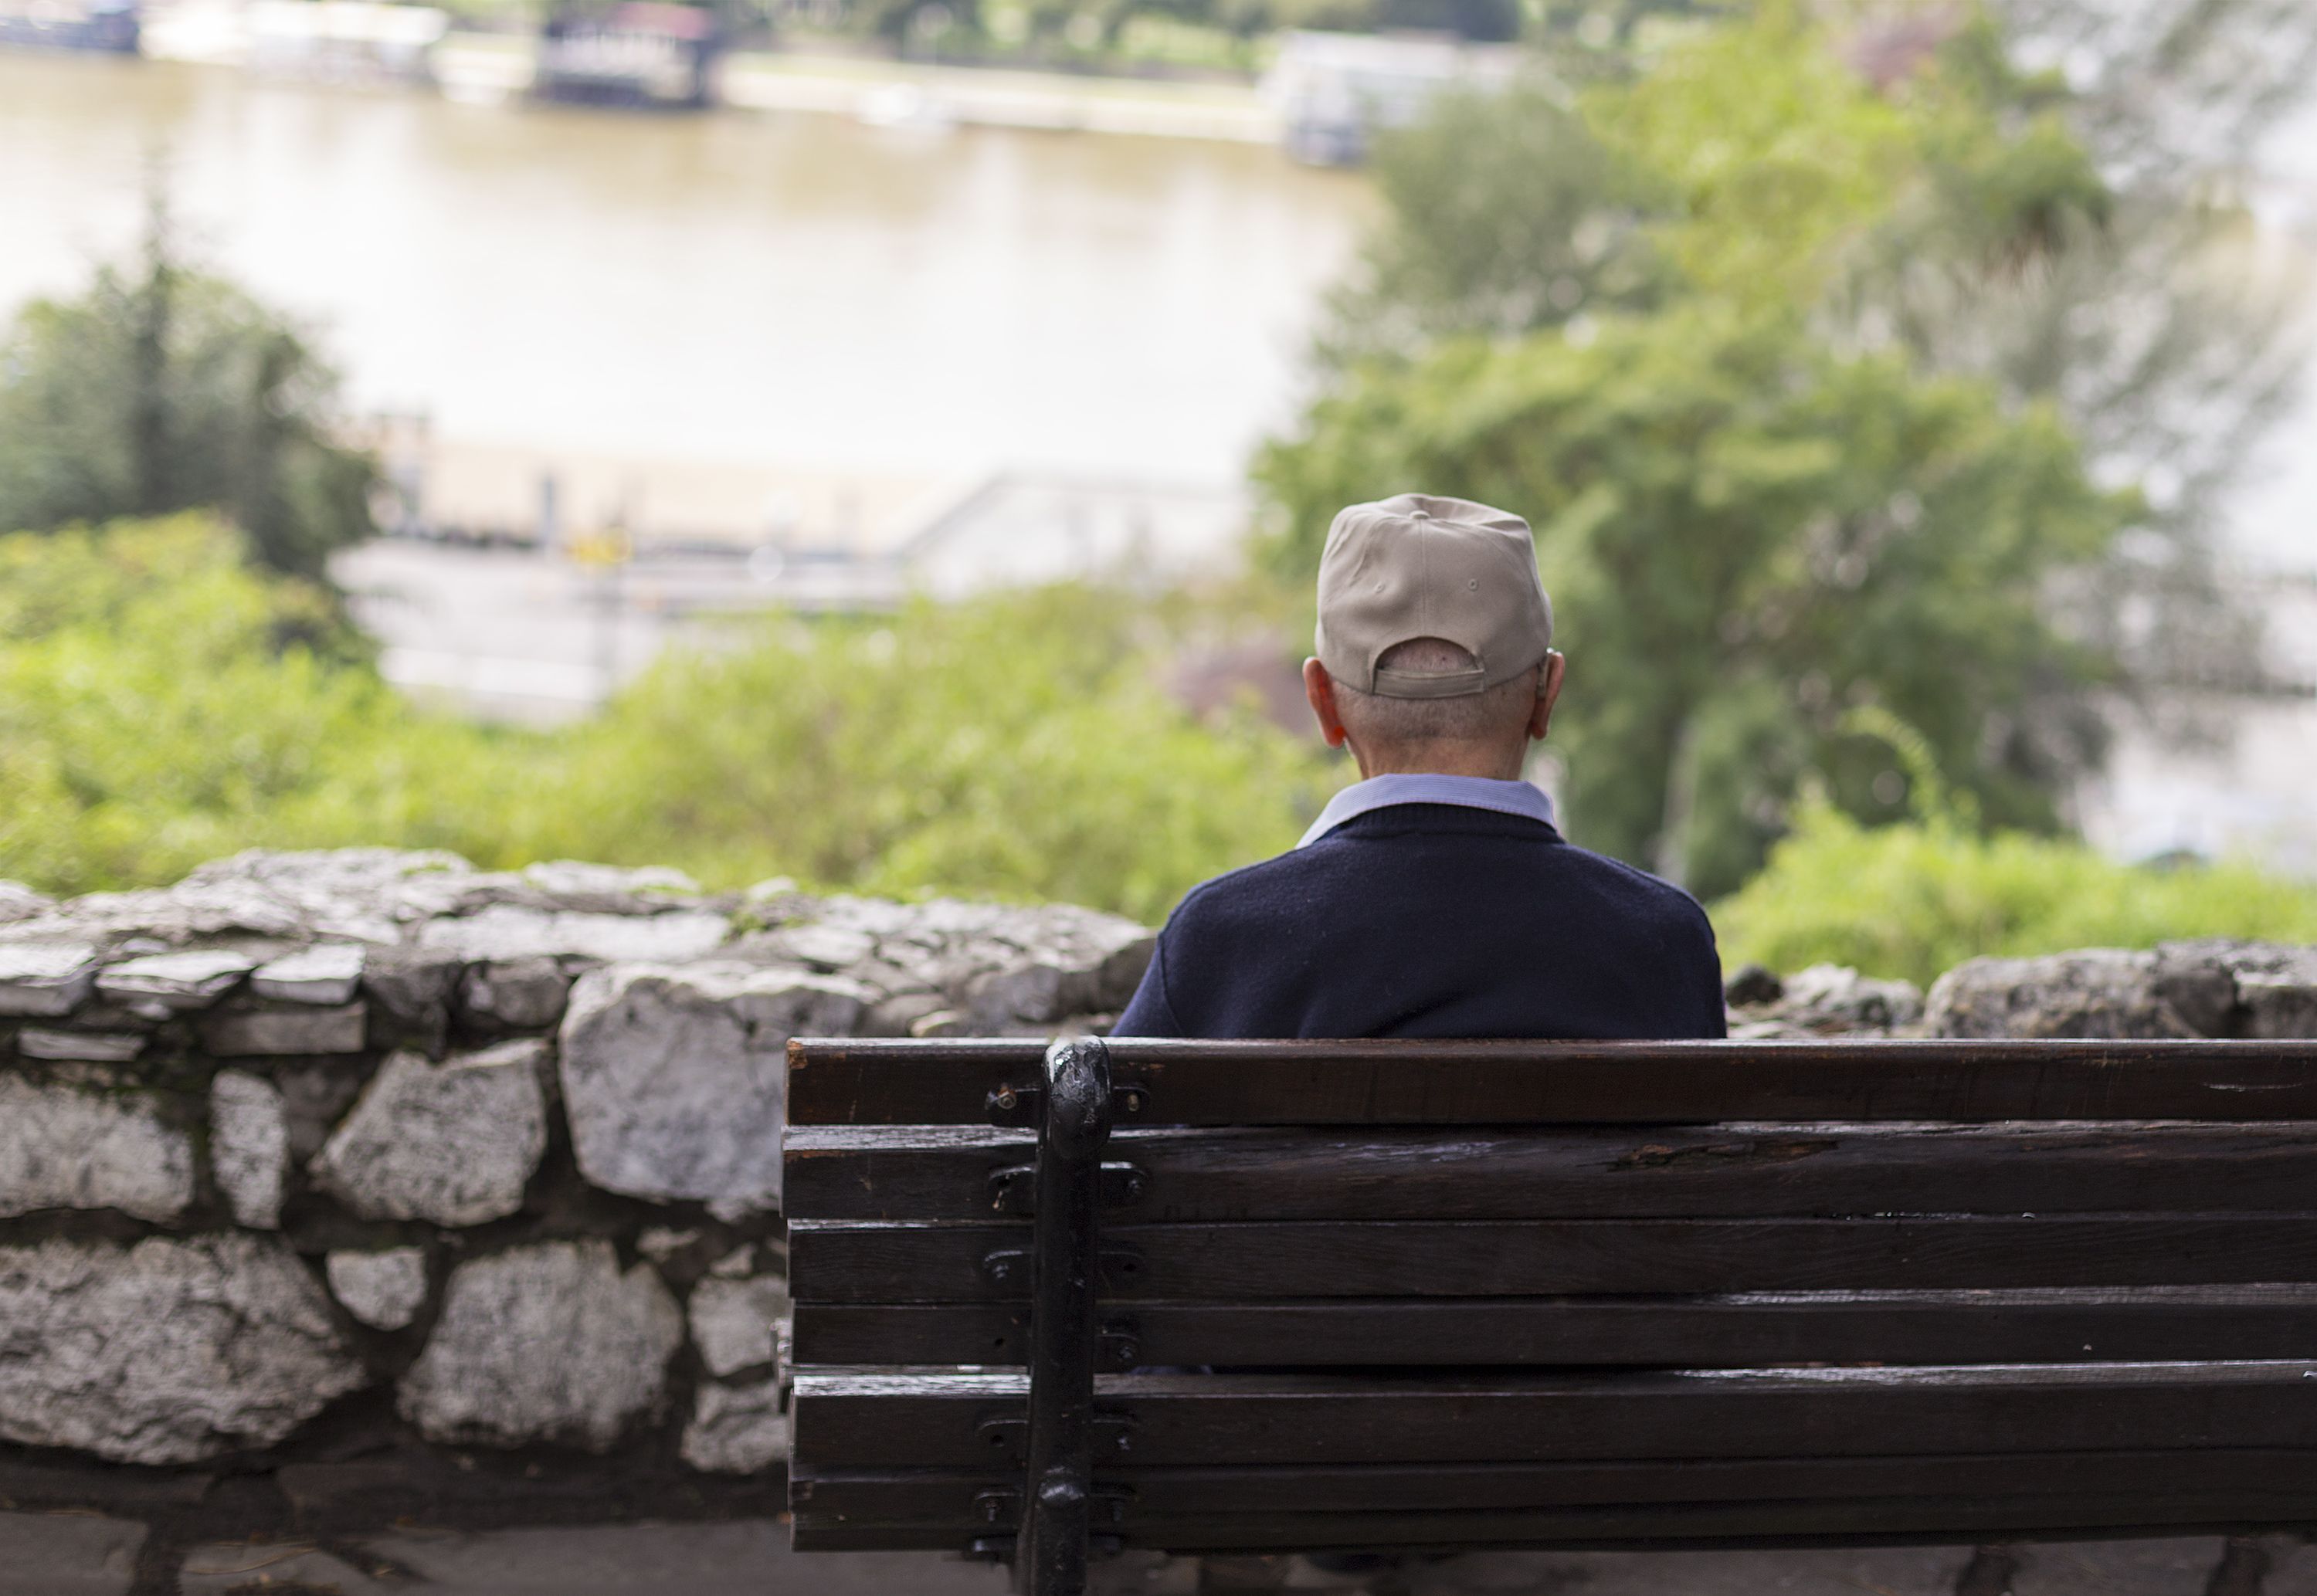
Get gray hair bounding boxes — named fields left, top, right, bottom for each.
left=1332, top=638, right=1538, bottom=748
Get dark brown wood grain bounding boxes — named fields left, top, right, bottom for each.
left=785, top=1214, right=2317, bottom=1302
left=790, top=1491, right=2317, bottom=1554
left=782, top=1122, right=2317, bottom=1222
left=789, top=1449, right=2317, bottom=1526
left=791, top=1285, right=2317, bottom=1367
left=782, top=1035, right=2317, bottom=1557
left=786, top=1038, right=2317, bottom=1127
left=787, top=1361, right=2317, bottom=1469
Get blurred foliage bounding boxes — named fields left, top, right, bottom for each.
left=1714, top=797, right=2317, bottom=988
left=1261, top=304, right=2129, bottom=898
left=0, top=517, right=1325, bottom=923
left=548, top=588, right=1323, bottom=921
left=0, top=518, right=519, bottom=897
left=0, top=208, right=377, bottom=584
left=1316, top=84, right=1671, bottom=361
left=1265, top=2, right=2149, bottom=898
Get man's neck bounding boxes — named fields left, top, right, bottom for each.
left=1350, top=746, right=1528, bottom=782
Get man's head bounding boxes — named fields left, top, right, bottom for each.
left=1303, top=493, right=1565, bottom=780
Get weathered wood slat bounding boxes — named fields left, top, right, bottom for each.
left=789, top=1363, right=2317, bottom=1469
left=790, top=1285, right=2317, bottom=1367
left=786, top=1215, right=2317, bottom=1303
left=790, top=1449, right=2317, bottom=1528
left=783, top=1122, right=2317, bottom=1222
left=786, top=1038, right=2317, bottom=1127
left=791, top=1491, right=2317, bottom=1554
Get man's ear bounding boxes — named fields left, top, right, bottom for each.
left=1528, top=650, right=1566, bottom=742
left=1303, top=658, right=1348, bottom=748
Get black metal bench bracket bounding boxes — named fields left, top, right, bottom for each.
left=1015, top=1036, right=1118, bottom=1596
left=985, top=1074, right=1148, bottom=1130
left=987, top=1161, right=1150, bottom=1215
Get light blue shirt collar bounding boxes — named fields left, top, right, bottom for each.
left=1297, top=773, right=1559, bottom=848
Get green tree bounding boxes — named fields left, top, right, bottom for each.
left=1319, top=84, right=1671, bottom=365
left=1260, top=304, right=2131, bottom=900
left=1269, top=3, right=2212, bottom=894
left=0, top=208, right=377, bottom=581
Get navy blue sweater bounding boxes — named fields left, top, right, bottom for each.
left=1114, top=804, right=1726, bottom=1040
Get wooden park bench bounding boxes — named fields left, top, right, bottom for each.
left=782, top=1035, right=2317, bottom=1594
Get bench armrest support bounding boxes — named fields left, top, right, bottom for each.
left=1019, top=1037, right=1116, bottom=1596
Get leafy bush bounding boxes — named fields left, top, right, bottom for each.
left=1713, top=798, right=2317, bottom=988
left=0, top=517, right=544, bottom=896
left=0, top=518, right=1327, bottom=923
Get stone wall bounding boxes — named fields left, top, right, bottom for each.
left=0, top=850, right=1152, bottom=1586
left=0, top=849, right=2310, bottom=1587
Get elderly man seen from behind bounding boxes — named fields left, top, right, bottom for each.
left=1114, top=492, right=1725, bottom=1040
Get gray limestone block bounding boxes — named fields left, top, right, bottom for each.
left=418, top=904, right=732, bottom=965
left=0, top=1233, right=367, bottom=1464
left=456, top=956, right=575, bottom=1030
left=199, top=1001, right=367, bottom=1057
left=688, top=1269, right=789, bottom=1378
left=2214, top=944, right=2317, bottom=1039
left=209, top=1070, right=291, bottom=1229
left=271, top=1060, right=371, bottom=1164
left=0, top=882, right=53, bottom=925
left=15, top=1026, right=145, bottom=1063
left=0, top=943, right=99, bottom=1017
left=325, top=1246, right=429, bottom=1330
left=0, top=1072, right=194, bottom=1222
left=251, top=943, right=367, bottom=1005
left=309, top=1041, right=549, bottom=1226
left=558, top=964, right=870, bottom=1217
left=1727, top=964, right=1925, bottom=1039
left=955, top=907, right=1155, bottom=1025
left=517, top=859, right=702, bottom=912
left=2149, top=940, right=2248, bottom=1037
left=397, top=1239, right=683, bottom=1451
left=1095, top=934, right=1160, bottom=1011
left=361, top=947, right=461, bottom=1056
left=754, top=923, right=877, bottom=971
left=963, top=961, right=1079, bottom=1028
left=95, top=949, right=256, bottom=1010
left=1924, top=949, right=2198, bottom=1039
left=680, top=1377, right=786, bottom=1475
left=863, top=989, right=952, bottom=1037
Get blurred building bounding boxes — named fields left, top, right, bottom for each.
left=338, top=425, right=1246, bottom=722
left=0, top=0, right=137, bottom=53
left=535, top=2, right=719, bottom=109
left=2081, top=570, right=2317, bottom=879
left=246, top=0, right=445, bottom=83
left=1260, top=29, right=1522, bottom=164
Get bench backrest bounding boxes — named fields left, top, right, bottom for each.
left=783, top=1036, right=2317, bottom=1586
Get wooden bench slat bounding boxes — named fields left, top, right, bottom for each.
left=786, top=1038, right=2317, bottom=1127
left=791, top=1449, right=2317, bottom=1524
left=792, top=1492, right=2317, bottom=1554
left=787, top=1214, right=2317, bottom=1302
left=788, top=1361, right=2317, bottom=1469
left=792, top=1285, right=2317, bottom=1367
left=785, top=1121, right=2317, bottom=1222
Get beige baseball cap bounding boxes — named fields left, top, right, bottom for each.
left=1315, top=493, right=1555, bottom=700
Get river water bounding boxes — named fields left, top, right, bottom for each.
left=0, top=49, right=1371, bottom=484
